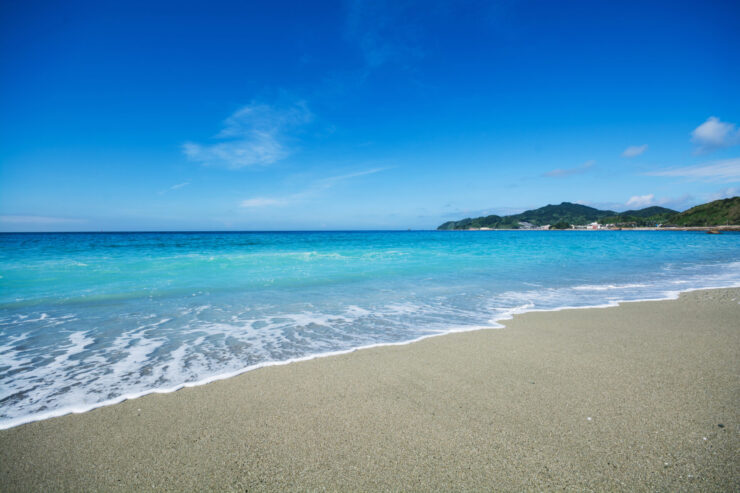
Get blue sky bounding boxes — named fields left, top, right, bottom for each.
left=1, top=0, right=739, bottom=231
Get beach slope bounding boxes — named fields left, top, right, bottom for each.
left=1, top=288, right=738, bottom=491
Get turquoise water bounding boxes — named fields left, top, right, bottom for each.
left=1, top=230, right=739, bottom=428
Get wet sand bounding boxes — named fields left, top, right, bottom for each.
left=1, top=288, right=738, bottom=491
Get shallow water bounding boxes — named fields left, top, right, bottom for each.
left=1, top=230, right=739, bottom=428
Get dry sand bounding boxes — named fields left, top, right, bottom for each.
left=1, top=288, right=738, bottom=492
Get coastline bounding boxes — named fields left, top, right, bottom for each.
left=447, top=226, right=740, bottom=231
left=2, top=282, right=738, bottom=432
left=2, top=287, right=738, bottom=491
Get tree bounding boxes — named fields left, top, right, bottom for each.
left=550, top=221, right=571, bottom=230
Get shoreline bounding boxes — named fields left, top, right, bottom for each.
left=1, top=287, right=738, bottom=491
left=448, top=226, right=740, bottom=231
left=2, top=282, right=739, bottom=432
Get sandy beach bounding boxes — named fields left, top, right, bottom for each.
left=1, top=287, right=738, bottom=491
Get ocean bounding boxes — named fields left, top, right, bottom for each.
left=1, top=230, right=739, bottom=428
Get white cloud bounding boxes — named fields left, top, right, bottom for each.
left=584, top=194, right=694, bottom=212
left=691, top=117, right=740, bottom=153
left=240, top=197, right=285, bottom=208
left=346, top=0, right=424, bottom=69
left=622, top=144, right=648, bottom=158
left=315, top=167, right=385, bottom=186
left=0, top=215, right=84, bottom=224
left=543, top=160, right=594, bottom=178
left=646, top=158, right=740, bottom=183
left=159, top=182, right=190, bottom=195
left=239, top=167, right=386, bottom=208
left=708, top=187, right=739, bottom=201
left=625, top=194, right=655, bottom=208
left=184, top=101, right=313, bottom=169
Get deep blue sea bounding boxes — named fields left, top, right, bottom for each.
left=1, top=230, right=739, bottom=428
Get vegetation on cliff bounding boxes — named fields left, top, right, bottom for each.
left=597, top=206, right=677, bottom=227
left=664, top=197, right=740, bottom=227
left=437, top=198, right=739, bottom=230
left=437, top=202, right=616, bottom=230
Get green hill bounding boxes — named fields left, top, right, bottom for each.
left=437, top=214, right=519, bottom=230
left=437, top=198, right=740, bottom=230
left=509, top=202, right=615, bottom=226
left=620, top=206, right=677, bottom=218
left=438, top=202, right=616, bottom=230
left=597, top=206, right=677, bottom=227
left=665, top=197, right=740, bottom=227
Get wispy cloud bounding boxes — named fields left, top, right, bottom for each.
left=543, top=160, right=594, bottom=178
left=240, top=167, right=386, bottom=208
left=708, top=187, right=739, bottom=201
left=240, top=197, right=286, bottom=208
left=314, top=167, right=384, bottom=186
left=158, top=182, right=190, bottom=195
left=646, top=158, right=740, bottom=183
left=625, top=194, right=655, bottom=208
left=622, top=144, right=648, bottom=158
left=183, top=100, right=313, bottom=169
left=691, top=117, right=740, bottom=153
left=0, top=215, right=85, bottom=224
left=345, top=0, right=424, bottom=69
left=580, top=194, right=693, bottom=212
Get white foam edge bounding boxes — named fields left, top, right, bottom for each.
left=1, top=282, right=739, bottom=431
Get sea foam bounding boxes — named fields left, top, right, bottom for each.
left=1, top=231, right=739, bottom=429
